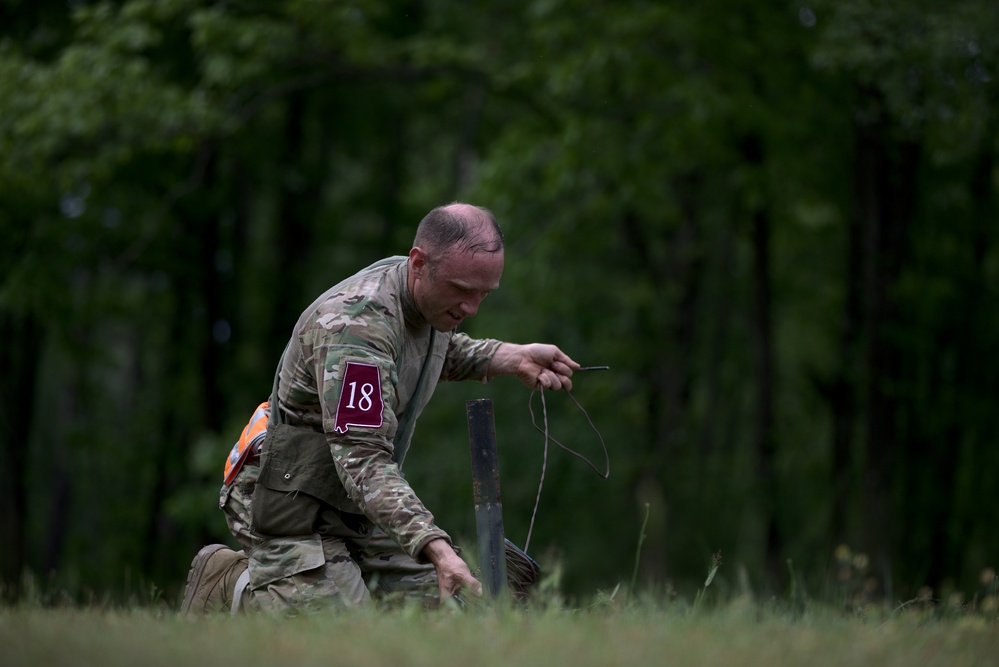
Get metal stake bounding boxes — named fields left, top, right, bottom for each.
left=466, top=398, right=508, bottom=599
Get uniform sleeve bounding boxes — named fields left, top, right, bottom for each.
left=312, top=324, right=451, bottom=562
left=441, top=332, right=503, bottom=382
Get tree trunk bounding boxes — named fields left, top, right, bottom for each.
left=199, top=155, right=225, bottom=432
left=751, top=202, right=782, bottom=591
left=921, top=147, right=994, bottom=590
left=740, top=132, right=783, bottom=591
left=852, top=85, right=920, bottom=598
left=0, top=312, right=43, bottom=601
left=620, top=180, right=704, bottom=585
left=450, top=85, right=485, bottom=198
left=828, top=197, right=864, bottom=548
left=140, top=144, right=221, bottom=577
left=269, top=91, right=319, bottom=351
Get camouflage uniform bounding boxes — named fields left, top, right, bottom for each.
left=220, top=256, right=501, bottom=613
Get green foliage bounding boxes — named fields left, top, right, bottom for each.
left=1, top=0, right=997, bottom=607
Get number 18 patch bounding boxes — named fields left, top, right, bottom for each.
left=333, top=361, right=384, bottom=434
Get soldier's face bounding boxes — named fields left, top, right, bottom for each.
left=409, top=247, right=504, bottom=332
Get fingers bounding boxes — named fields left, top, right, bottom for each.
left=536, top=365, right=573, bottom=392
left=556, top=373, right=573, bottom=392
left=550, top=359, right=577, bottom=377
left=554, top=349, right=581, bottom=371
left=521, top=344, right=579, bottom=391
left=453, top=572, right=482, bottom=597
left=537, top=350, right=576, bottom=391
left=440, top=574, right=483, bottom=606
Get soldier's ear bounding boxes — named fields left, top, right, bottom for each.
left=409, top=246, right=429, bottom=276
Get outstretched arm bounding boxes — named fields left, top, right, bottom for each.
left=488, top=343, right=580, bottom=391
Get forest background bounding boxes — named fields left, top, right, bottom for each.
left=1, top=0, right=997, bottom=608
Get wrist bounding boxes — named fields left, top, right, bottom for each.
left=487, top=342, right=520, bottom=377
left=422, top=537, right=456, bottom=566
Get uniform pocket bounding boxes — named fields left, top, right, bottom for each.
left=247, top=534, right=326, bottom=590
left=252, top=423, right=366, bottom=537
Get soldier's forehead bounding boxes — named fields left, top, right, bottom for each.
left=436, top=250, right=502, bottom=282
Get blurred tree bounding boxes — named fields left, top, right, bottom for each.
left=0, top=0, right=996, bottom=605
left=808, top=0, right=999, bottom=597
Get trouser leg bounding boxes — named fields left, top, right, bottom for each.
left=354, top=528, right=439, bottom=608
left=220, top=464, right=438, bottom=613
left=221, top=466, right=366, bottom=613
left=243, top=534, right=370, bottom=614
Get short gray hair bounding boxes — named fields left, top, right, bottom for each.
left=413, top=203, right=504, bottom=256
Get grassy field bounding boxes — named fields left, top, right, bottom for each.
left=2, top=598, right=997, bottom=667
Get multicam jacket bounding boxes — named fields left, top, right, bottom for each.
left=273, top=256, right=502, bottom=561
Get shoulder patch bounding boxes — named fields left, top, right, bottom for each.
left=333, top=361, right=384, bottom=434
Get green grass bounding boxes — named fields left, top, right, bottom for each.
left=2, top=599, right=997, bottom=667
